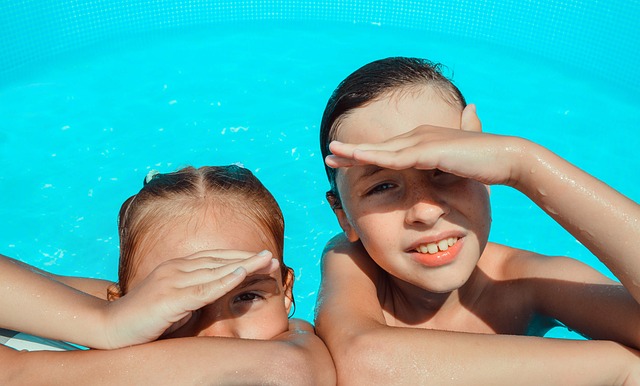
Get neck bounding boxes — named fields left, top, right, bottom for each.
left=380, top=268, right=482, bottom=326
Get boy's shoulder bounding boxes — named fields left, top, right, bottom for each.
left=321, top=233, right=381, bottom=276
left=481, top=242, right=591, bottom=282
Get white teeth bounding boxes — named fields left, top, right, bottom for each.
left=415, top=237, right=458, bottom=255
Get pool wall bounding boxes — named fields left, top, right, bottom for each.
left=1, top=0, right=638, bottom=94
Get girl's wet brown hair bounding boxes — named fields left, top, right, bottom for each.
left=109, top=165, right=292, bottom=302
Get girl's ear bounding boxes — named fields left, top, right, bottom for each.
left=461, top=104, right=482, bottom=133
left=283, top=268, right=294, bottom=314
left=326, top=191, right=359, bottom=242
left=106, top=283, right=122, bottom=301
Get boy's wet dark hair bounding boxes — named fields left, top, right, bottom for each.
left=319, top=57, right=467, bottom=207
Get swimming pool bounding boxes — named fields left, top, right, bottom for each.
left=0, top=1, right=638, bottom=336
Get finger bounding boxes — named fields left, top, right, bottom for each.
left=325, top=154, right=360, bottom=169
left=252, top=258, right=280, bottom=275
left=162, top=312, right=194, bottom=335
left=461, top=104, right=482, bottom=132
left=183, top=249, right=255, bottom=261
left=216, top=266, right=248, bottom=290
left=235, top=250, right=274, bottom=274
left=179, top=255, right=253, bottom=272
left=177, top=251, right=274, bottom=286
left=328, top=141, right=358, bottom=158
left=201, top=250, right=273, bottom=279
left=351, top=148, right=424, bottom=170
left=178, top=266, right=249, bottom=310
left=180, top=250, right=271, bottom=272
left=331, top=138, right=417, bottom=156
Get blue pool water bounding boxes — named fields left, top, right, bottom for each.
left=0, top=11, right=638, bottom=333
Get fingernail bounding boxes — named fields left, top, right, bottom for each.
left=233, top=267, right=246, bottom=276
left=257, top=250, right=270, bottom=256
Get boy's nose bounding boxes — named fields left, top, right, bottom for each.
left=404, top=191, right=449, bottom=227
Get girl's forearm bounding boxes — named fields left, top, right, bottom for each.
left=0, top=255, right=115, bottom=348
left=1, top=334, right=333, bottom=386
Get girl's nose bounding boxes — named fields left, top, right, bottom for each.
left=202, top=320, right=239, bottom=338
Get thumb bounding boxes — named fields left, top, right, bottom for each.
left=461, top=104, right=482, bottom=132
left=160, top=311, right=194, bottom=337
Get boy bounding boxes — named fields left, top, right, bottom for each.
left=316, top=57, right=640, bottom=384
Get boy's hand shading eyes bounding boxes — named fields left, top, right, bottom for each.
left=326, top=104, right=533, bottom=188
left=103, top=249, right=277, bottom=348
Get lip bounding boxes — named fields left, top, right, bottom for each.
left=407, top=236, right=463, bottom=268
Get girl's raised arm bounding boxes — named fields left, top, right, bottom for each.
left=0, top=251, right=275, bottom=349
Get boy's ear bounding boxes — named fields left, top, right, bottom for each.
left=326, top=191, right=359, bottom=242
left=283, top=268, right=294, bottom=314
left=461, top=104, right=482, bottom=132
left=335, top=208, right=360, bottom=242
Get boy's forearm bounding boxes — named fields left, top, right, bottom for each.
left=513, top=141, right=640, bottom=302
left=325, top=323, right=637, bottom=385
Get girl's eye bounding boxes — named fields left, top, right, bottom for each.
left=365, top=182, right=396, bottom=196
left=234, top=292, right=264, bottom=303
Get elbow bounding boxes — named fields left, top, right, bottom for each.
left=329, top=331, right=398, bottom=386
left=272, top=339, right=336, bottom=386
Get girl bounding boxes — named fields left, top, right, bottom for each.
left=2, top=165, right=335, bottom=385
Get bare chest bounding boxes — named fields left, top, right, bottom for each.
left=379, top=280, right=537, bottom=335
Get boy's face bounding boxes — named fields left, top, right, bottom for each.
left=129, top=206, right=291, bottom=340
left=332, top=88, right=491, bottom=293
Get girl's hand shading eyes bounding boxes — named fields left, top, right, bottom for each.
left=103, top=249, right=278, bottom=348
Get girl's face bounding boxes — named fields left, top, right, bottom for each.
left=129, top=206, right=292, bottom=340
left=332, top=88, right=492, bottom=294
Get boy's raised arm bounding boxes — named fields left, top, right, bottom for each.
left=327, top=104, right=640, bottom=317
left=315, top=235, right=640, bottom=385
left=512, top=139, right=640, bottom=303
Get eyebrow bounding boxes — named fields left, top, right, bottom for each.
left=236, top=274, right=278, bottom=290
left=353, top=165, right=385, bottom=181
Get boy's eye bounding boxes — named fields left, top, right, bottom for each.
left=365, top=182, right=396, bottom=196
left=233, top=292, right=264, bottom=303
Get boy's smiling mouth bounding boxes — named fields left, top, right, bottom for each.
left=412, top=237, right=458, bottom=254
left=406, top=237, right=462, bottom=268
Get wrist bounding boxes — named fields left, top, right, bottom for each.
left=89, top=300, right=122, bottom=350
left=508, top=137, right=547, bottom=192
